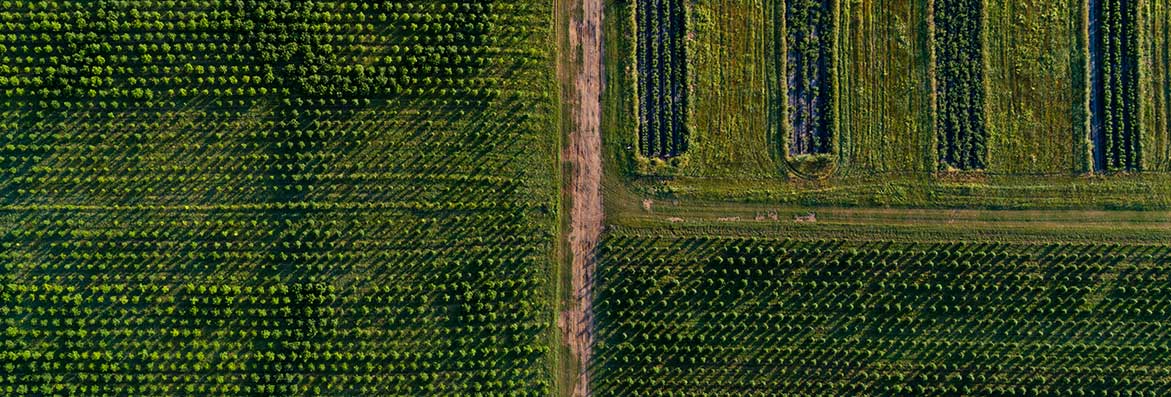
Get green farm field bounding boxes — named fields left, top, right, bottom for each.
left=1, top=1, right=561, bottom=395
left=596, top=0, right=1171, bottom=395
left=594, top=223, right=1171, bottom=395
left=608, top=0, right=1171, bottom=209
left=2, top=0, right=1170, bottom=395
left=985, top=0, right=1084, bottom=173
left=686, top=0, right=772, bottom=176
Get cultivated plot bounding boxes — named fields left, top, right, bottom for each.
left=636, top=0, right=689, bottom=160
left=932, top=0, right=988, bottom=171
left=0, top=1, right=559, bottom=395
left=1088, top=0, right=1141, bottom=172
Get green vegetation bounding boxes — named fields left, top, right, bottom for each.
left=609, top=0, right=1171, bottom=211
left=636, top=0, right=688, bottom=159
left=596, top=228, right=1171, bottom=395
left=601, top=0, right=1171, bottom=395
left=1140, top=0, right=1171, bottom=172
left=932, top=0, right=988, bottom=170
left=1090, top=0, right=1141, bottom=172
left=986, top=0, right=1082, bottom=174
left=4, top=0, right=1171, bottom=395
left=835, top=0, right=934, bottom=174
left=0, top=0, right=558, bottom=395
left=781, top=0, right=835, bottom=157
left=685, top=0, right=774, bottom=176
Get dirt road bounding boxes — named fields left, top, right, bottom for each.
left=562, top=0, right=603, bottom=395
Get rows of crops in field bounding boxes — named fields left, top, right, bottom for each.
left=625, top=0, right=1170, bottom=178
left=932, top=0, right=987, bottom=170
left=783, top=0, right=834, bottom=156
left=1090, top=0, right=1141, bottom=172
left=0, top=0, right=556, bottom=395
left=636, top=0, right=688, bottom=159
left=595, top=231, right=1171, bottom=396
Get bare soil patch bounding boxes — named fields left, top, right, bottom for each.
left=560, top=0, right=604, bottom=395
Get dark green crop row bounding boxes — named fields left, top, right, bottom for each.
left=1091, top=0, right=1141, bottom=171
left=933, top=0, right=987, bottom=170
left=783, top=0, right=834, bottom=156
left=636, top=0, right=688, bottom=159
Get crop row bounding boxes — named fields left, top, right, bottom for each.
left=783, top=0, right=834, bottom=156
left=636, top=0, right=688, bottom=159
left=595, top=233, right=1171, bottom=396
left=932, top=0, right=987, bottom=170
left=1090, top=0, right=1141, bottom=171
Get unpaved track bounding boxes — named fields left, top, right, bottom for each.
left=562, top=0, right=603, bottom=394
